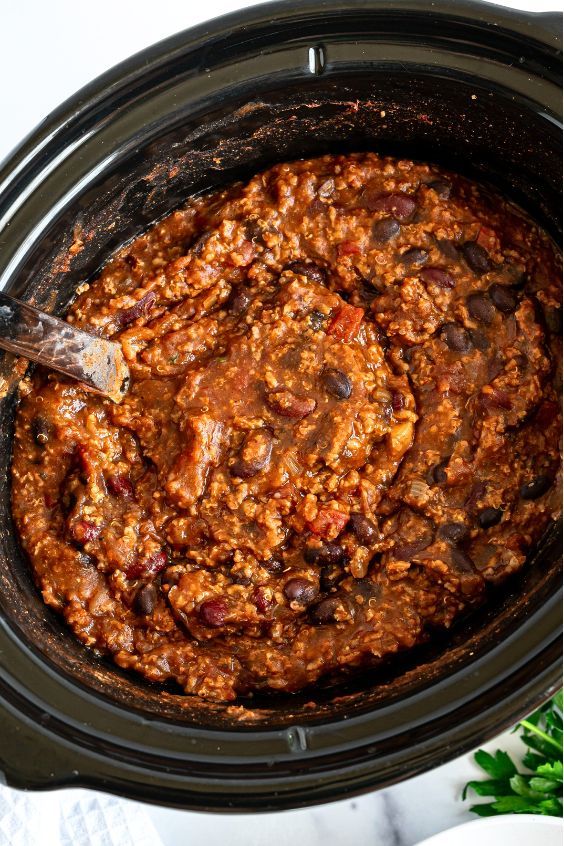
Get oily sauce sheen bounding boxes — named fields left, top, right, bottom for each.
left=12, top=154, right=562, bottom=702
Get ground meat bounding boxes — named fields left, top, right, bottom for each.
left=11, top=152, right=562, bottom=702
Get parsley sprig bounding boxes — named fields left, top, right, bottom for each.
left=463, top=690, right=563, bottom=817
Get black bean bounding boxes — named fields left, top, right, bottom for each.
left=489, top=283, right=518, bottom=314
left=310, top=310, right=327, bottom=331
left=428, top=179, right=451, bottom=199
left=229, top=290, right=252, bottom=315
left=309, top=596, right=343, bottom=624
left=469, top=328, right=490, bottom=351
left=244, top=218, right=264, bottom=242
left=231, top=571, right=252, bottom=586
left=442, top=323, right=472, bottom=353
left=477, top=507, right=504, bottom=529
left=321, top=368, right=352, bottom=400
left=31, top=416, right=52, bottom=446
left=462, top=241, right=491, bottom=275
left=284, top=577, right=319, bottom=605
left=320, top=564, right=345, bottom=591
left=467, top=293, right=496, bottom=324
left=304, top=542, right=347, bottom=567
left=285, top=261, right=327, bottom=285
left=263, top=556, right=284, bottom=574
left=401, top=248, right=429, bottom=268
left=428, top=458, right=449, bottom=485
left=436, top=239, right=460, bottom=261
left=520, top=474, right=552, bottom=500
left=349, top=513, right=378, bottom=545
left=135, top=583, right=157, bottom=616
left=438, top=522, right=469, bottom=544
left=162, top=566, right=183, bottom=587
left=191, top=230, right=212, bottom=256
left=77, top=551, right=95, bottom=568
left=372, top=218, right=401, bottom=244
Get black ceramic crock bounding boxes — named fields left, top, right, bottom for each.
left=0, top=0, right=561, bottom=812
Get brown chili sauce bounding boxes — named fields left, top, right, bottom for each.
left=11, top=154, right=562, bottom=701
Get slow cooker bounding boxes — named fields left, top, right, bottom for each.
left=0, top=0, right=561, bottom=811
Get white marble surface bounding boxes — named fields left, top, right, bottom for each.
left=0, top=1, right=560, bottom=844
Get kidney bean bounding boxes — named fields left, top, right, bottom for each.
left=442, top=323, right=472, bottom=353
left=229, top=290, right=252, bottom=315
left=392, top=535, right=432, bottom=560
left=31, top=415, right=52, bottom=446
left=135, top=583, right=157, bottom=616
left=198, top=598, right=228, bottom=627
left=427, top=179, right=451, bottom=199
left=253, top=587, right=274, bottom=614
left=107, top=473, right=134, bottom=498
left=230, top=428, right=273, bottom=478
left=489, top=283, right=517, bottom=314
left=436, top=239, right=460, bottom=261
left=309, top=596, right=343, bottom=624
left=391, top=391, right=405, bottom=412
left=467, top=293, right=495, bottom=324
left=401, top=247, right=429, bottom=267
left=304, top=542, right=347, bottom=567
left=117, top=290, right=156, bottom=328
left=284, top=577, right=319, bottom=605
left=372, top=218, right=401, bottom=244
left=70, top=520, right=101, bottom=546
left=520, top=474, right=552, bottom=500
left=477, top=507, right=503, bottom=529
left=420, top=267, right=455, bottom=289
left=320, top=368, right=352, bottom=399
left=349, top=513, right=378, bottom=545
left=370, top=193, right=416, bottom=220
left=438, top=522, right=469, bottom=543
left=284, top=261, right=327, bottom=284
left=266, top=389, right=316, bottom=419
left=479, top=388, right=512, bottom=412
left=468, top=329, right=490, bottom=351
left=126, top=550, right=168, bottom=580
left=462, top=241, right=491, bottom=275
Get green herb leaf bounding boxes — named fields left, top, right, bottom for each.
left=463, top=691, right=563, bottom=818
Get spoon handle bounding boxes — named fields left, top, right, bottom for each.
left=0, top=291, right=129, bottom=402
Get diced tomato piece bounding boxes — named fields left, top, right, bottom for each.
left=327, top=304, right=364, bottom=342
left=476, top=226, right=497, bottom=252
left=307, top=507, right=349, bottom=540
left=338, top=240, right=361, bottom=256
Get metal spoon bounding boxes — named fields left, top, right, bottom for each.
left=0, top=291, right=129, bottom=403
